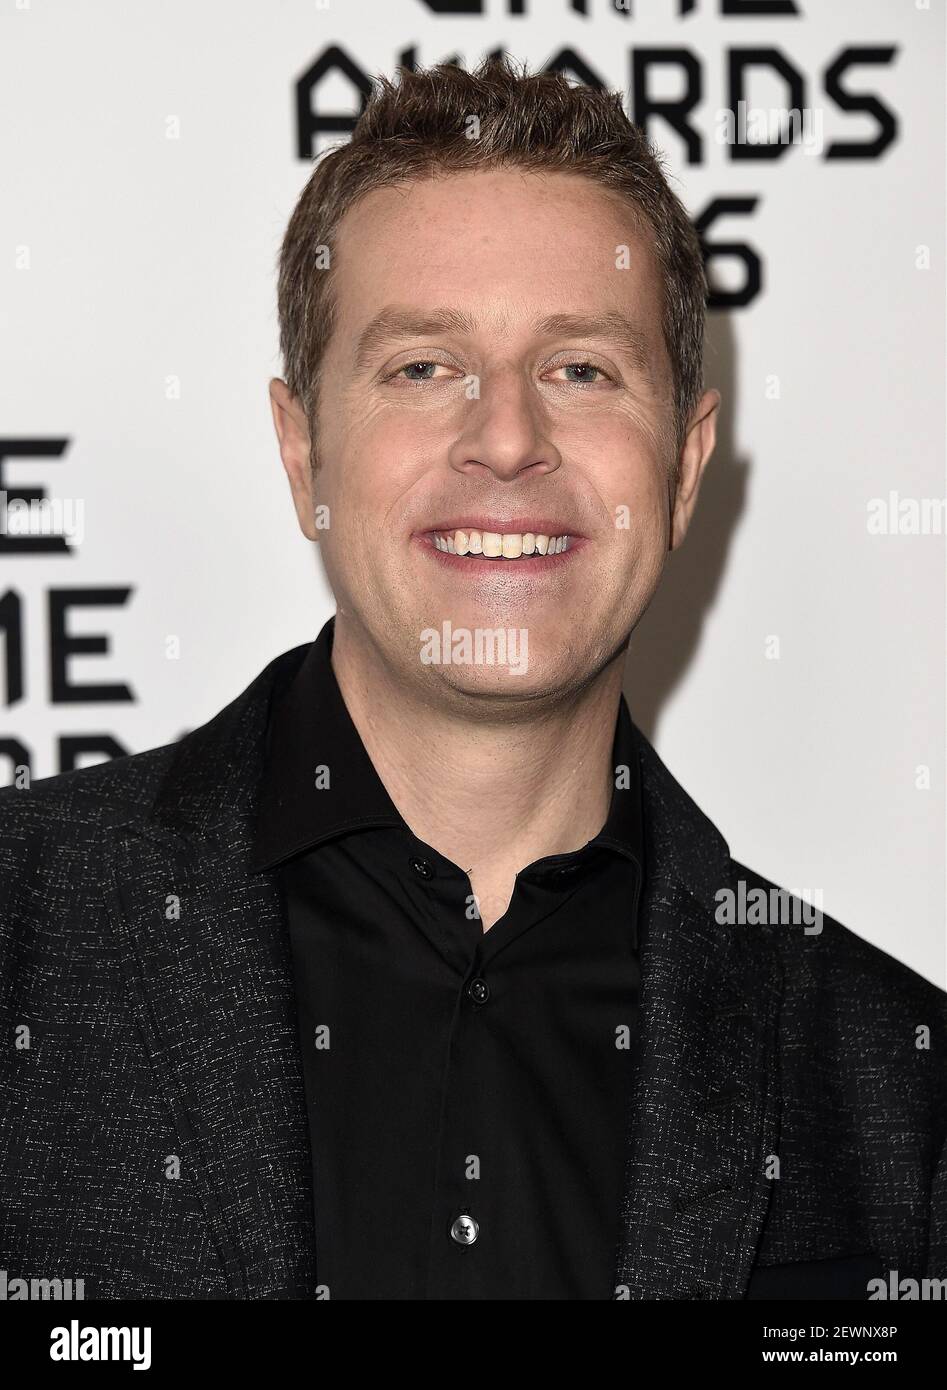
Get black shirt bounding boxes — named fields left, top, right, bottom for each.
left=250, top=618, right=645, bottom=1300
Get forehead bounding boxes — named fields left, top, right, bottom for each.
left=329, top=168, right=665, bottom=340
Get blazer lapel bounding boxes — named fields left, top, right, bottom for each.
left=102, top=647, right=316, bottom=1298
left=615, top=730, right=783, bottom=1300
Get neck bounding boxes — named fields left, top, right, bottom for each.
left=329, top=615, right=626, bottom=927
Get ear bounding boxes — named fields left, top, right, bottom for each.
left=269, top=378, right=318, bottom=541
left=670, top=387, right=720, bottom=551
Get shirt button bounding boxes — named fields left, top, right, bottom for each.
left=450, top=1213, right=479, bottom=1246
left=409, top=856, right=434, bottom=880
left=466, top=976, right=490, bottom=1005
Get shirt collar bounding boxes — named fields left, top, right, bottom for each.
left=250, top=615, right=645, bottom=876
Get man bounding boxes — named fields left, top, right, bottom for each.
left=1, top=56, right=944, bottom=1302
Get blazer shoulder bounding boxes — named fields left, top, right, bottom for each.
left=0, top=741, right=177, bottom=849
left=0, top=642, right=308, bottom=880
left=729, top=856, right=947, bottom=1014
left=0, top=745, right=181, bottom=986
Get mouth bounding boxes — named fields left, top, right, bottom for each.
left=415, top=520, right=586, bottom=573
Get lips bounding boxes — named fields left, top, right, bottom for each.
left=413, top=514, right=587, bottom=575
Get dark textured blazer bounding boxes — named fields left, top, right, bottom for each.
left=1, top=643, right=945, bottom=1300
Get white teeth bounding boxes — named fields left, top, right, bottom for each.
left=432, top=528, right=571, bottom=558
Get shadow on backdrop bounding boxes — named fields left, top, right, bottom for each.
left=624, top=309, right=749, bottom=744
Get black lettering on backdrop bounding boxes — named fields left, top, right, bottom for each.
left=728, top=49, right=805, bottom=161
left=413, top=1, right=800, bottom=14
left=295, top=43, right=900, bottom=165
left=721, top=0, right=798, bottom=14
left=824, top=48, right=898, bottom=160
left=2, top=588, right=137, bottom=784
left=696, top=197, right=762, bottom=308
left=0, top=589, right=24, bottom=705
left=295, top=45, right=372, bottom=160
left=48, top=588, right=135, bottom=704
left=0, top=438, right=72, bottom=555
left=632, top=48, right=703, bottom=162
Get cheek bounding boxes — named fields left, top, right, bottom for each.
left=315, top=418, right=392, bottom=517
left=583, top=440, right=671, bottom=600
left=577, top=416, right=670, bottom=528
left=316, top=425, right=428, bottom=582
left=624, top=482, right=672, bottom=579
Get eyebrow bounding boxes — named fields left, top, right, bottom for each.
left=352, top=307, right=656, bottom=379
left=353, top=309, right=478, bottom=372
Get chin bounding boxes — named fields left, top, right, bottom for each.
left=420, top=650, right=582, bottom=707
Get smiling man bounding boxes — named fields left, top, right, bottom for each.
left=1, top=56, right=945, bottom=1303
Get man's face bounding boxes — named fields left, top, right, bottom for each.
left=273, top=168, right=717, bottom=707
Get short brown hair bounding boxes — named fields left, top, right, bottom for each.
left=277, top=53, right=707, bottom=459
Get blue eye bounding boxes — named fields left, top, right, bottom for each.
left=400, top=362, right=438, bottom=381
left=561, top=363, right=604, bottom=384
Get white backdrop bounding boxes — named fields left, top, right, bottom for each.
left=1, top=0, right=944, bottom=986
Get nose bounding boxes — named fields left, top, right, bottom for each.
left=446, top=366, right=562, bottom=483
